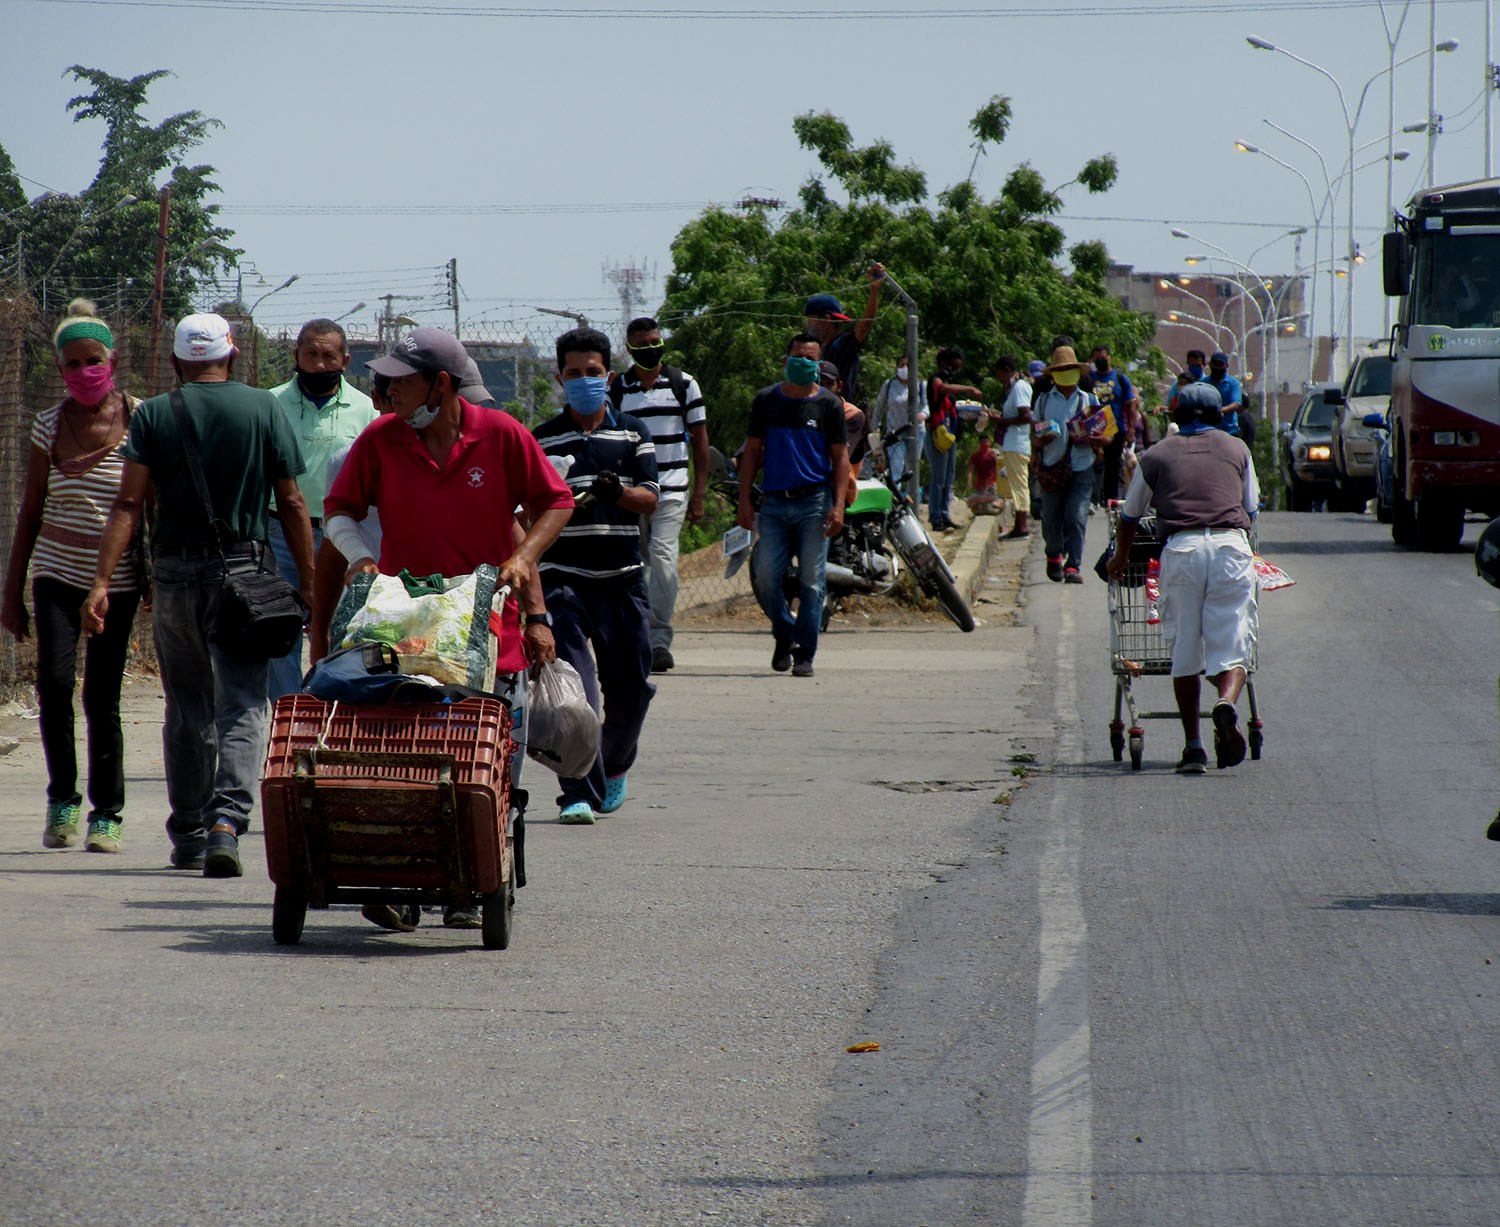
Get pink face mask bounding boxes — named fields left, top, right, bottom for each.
left=63, top=363, right=115, bottom=406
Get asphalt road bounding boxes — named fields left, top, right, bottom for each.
left=3, top=508, right=1499, bottom=1227
left=829, top=506, right=1500, bottom=1227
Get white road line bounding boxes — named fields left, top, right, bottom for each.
left=1022, top=595, right=1093, bottom=1226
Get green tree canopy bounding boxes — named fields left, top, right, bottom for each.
left=658, top=99, right=1154, bottom=448
left=0, top=66, right=236, bottom=318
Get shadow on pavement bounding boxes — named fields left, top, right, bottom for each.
left=1321, top=892, right=1500, bottom=916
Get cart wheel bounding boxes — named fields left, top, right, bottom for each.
left=272, top=884, right=307, bottom=946
left=480, top=887, right=512, bottom=951
left=1129, top=735, right=1144, bottom=771
left=1110, top=727, right=1125, bottom=762
left=1249, top=728, right=1263, bottom=760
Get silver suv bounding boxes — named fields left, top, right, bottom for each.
left=1329, top=349, right=1392, bottom=498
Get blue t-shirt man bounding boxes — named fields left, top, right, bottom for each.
left=1206, top=352, right=1243, bottom=437
left=745, top=384, right=848, bottom=491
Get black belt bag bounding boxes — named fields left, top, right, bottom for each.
left=169, top=389, right=308, bottom=663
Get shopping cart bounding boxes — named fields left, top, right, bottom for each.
left=1106, top=506, right=1263, bottom=770
left=261, top=695, right=516, bottom=948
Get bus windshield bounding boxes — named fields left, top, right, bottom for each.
left=1412, top=228, right=1500, bottom=328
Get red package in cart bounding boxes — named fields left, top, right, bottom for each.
left=1145, top=556, right=1161, bottom=623
left=1252, top=554, right=1294, bottom=591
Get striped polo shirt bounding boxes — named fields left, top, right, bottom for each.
left=30, top=401, right=139, bottom=593
left=533, top=407, right=660, bottom=581
left=609, top=365, right=705, bottom=500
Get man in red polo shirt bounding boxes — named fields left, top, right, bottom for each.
left=322, top=327, right=573, bottom=931
left=323, top=327, right=573, bottom=680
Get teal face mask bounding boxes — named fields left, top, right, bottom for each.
left=784, top=355, right=821, bottom=385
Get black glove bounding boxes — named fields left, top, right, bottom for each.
left=590, top=470, right=623, bottom=504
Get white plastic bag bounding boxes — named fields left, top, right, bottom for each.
left=526, top=659, right=601, bottom=777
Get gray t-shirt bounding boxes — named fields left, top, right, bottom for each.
left=1121, top=428, right=1257, bottom=538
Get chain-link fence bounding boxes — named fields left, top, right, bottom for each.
left=0, top=293, right=776, bottom=697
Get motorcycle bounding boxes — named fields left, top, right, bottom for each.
left=709, top=449, right=975, bottom=634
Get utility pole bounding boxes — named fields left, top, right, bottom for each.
left=1488, top=0, right=1495, bottom=178
left=447, top=257, right=459, bottom=338
left=147, top=184, right=172, bottom=395
left=1427, top=0, right=1440, bottom=185
left=604, top=261, right=651, bottom=335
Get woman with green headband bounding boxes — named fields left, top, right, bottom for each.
left=2, top=298, right=144, bottom=855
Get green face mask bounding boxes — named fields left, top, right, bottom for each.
left=784, top=355, right=821, bottom=385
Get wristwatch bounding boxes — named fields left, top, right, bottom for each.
left=525, top=612, right=553, bottom=627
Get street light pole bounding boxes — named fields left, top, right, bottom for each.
left=248, top=274, right=299, bottom=318
left=1248, top=35, right=1454, bottom=368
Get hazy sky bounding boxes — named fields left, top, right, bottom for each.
left=3, top=0, right=1494, bottom=357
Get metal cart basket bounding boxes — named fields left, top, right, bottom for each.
left=1106, top=506, right=1263, bottom=770
left=261, top=694, right=515, bottom=948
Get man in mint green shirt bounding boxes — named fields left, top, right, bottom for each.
left=266, top=317, right=377, bottom=699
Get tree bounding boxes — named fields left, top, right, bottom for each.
left=0, top=66, right=236, bottom=318
left=658, top=100, right=1155, bottom=447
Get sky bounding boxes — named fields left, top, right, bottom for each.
left=3, top=0, right=1496, bottom=369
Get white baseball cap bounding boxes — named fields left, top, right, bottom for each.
left=173, top=313, right=235, bottom=362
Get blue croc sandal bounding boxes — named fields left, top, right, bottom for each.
left=559, top=802, right=595, bottom=825
left=599, top=774, right=628, bottom=815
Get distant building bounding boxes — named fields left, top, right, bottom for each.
left=1108, top=262, right=1328, bottom=425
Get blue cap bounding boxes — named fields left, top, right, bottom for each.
left=1210, top=351, right=1230, bottom=365
left=805, top=292, right=851, bottom=320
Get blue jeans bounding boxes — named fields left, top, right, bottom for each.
left=266, top=516, right=322, bottom=701
left=150, top=549, right=271, bottom=845
left=750, top=487, right=831, bottom=660
left=925, top=435, right=956, bottom=524
left=1041, top=466, right=1093, bottom=571
left=543, top=575, right=656, bottom=810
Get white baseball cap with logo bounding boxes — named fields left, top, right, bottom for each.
left=173, top=313, right=235, bottom=362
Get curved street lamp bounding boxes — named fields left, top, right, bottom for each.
left=1248, top=34, right=1456, bottom=357
left=248, top=274, right=299, bottom=318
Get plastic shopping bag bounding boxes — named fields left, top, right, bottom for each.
left=526, top=659, right=601, bottom=778
left=328, top=565, right=501, bottom=691
left=1252, top=555, right=1295, bottom=591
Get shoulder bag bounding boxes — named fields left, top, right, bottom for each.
left=168, top=388, right=308, bottom=663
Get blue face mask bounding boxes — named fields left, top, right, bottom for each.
left=785, top=355, right=821, bottom=386
left=1186, top=363, right=1205, bottom=381
left=564, top=374, right=610, bottom=414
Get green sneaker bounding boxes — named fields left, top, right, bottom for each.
left=85, top=817, right=123, bottom=854
left=43, top=801, right=81, bottom=849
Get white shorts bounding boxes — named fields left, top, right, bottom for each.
left=1157, top=529, right=1258, bottom=678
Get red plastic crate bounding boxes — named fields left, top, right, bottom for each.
left=261, top=695, right=512, bottom=894
left=265, top=694, right=508, bottom=789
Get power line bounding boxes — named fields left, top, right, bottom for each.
left=30, top=0, right=1479, bottom=17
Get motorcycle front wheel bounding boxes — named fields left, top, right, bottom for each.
left=928, top=567, right=976, bottom=633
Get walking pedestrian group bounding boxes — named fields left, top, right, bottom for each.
left=5, top=278, right=1264, bottom=870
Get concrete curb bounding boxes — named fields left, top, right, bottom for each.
left=948, top=510, right=1006, bottom=606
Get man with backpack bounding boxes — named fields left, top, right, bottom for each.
left=608, top=316, right=708, bottom=674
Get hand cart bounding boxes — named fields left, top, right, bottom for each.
left=1106, top=506, right=1263, bottom=770
left=261, top=694, right=516, bottom=948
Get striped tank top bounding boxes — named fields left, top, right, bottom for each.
left=30, top=399, right=139, bottom=593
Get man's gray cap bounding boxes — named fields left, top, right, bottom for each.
left=1177, top=380, right=1223, bottom=421
left=457, top=355, right=495, bottom=407
left=367, top=326, right=469, bottom=380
